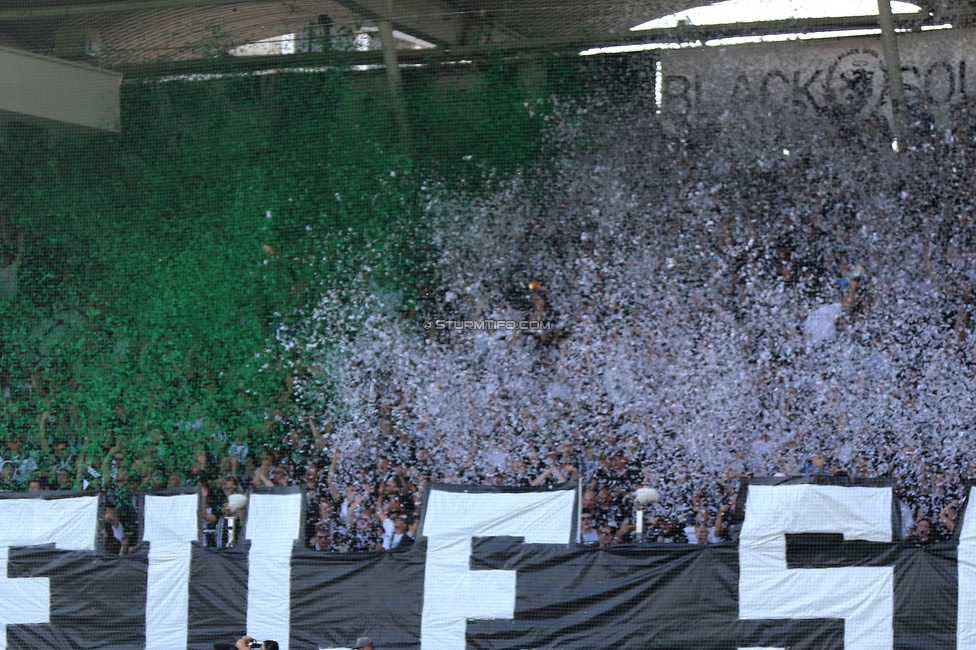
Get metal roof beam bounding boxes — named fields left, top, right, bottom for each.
left=0, top=0, right=269, bottom=21
left=329, top=0, right=524, bottom=46
left=0, top=0, right=525, bottom=46
left=114, top=12, right=942, bottom=78
left=631, top=13, right=926, bottom=41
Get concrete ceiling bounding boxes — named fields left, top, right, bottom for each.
left=0, top=0, right=964, bottom=74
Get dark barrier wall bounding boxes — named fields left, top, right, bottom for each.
left=0, top=482, right=972, bottom=650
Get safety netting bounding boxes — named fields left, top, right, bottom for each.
left=1, top=1, right=976, bottom=648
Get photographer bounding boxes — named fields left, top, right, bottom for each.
left=213, top=635, right=278, bottom=650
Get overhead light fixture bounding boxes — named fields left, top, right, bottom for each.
left=631, top=0, right=921, bottom=31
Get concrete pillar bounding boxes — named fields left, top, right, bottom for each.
left=377, top=0, right=411, bottom=149
left=878, top=0, right=908, bottom=148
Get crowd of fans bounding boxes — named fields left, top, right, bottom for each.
left=279, top=94, right=976, bottom=552
left=5, top=67, right=976, bottom=555
left=3, top=401, right=962, bottom=555
left=183, top=437, right=960, bottom=554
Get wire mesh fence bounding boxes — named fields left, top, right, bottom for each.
left=1, top=2, right=976, bottom=648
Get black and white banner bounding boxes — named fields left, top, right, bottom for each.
left=0, top=481, right=972, bottom=649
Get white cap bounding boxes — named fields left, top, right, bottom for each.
left=227, top=493, right=248, bottom=513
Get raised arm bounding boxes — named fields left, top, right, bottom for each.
left=345, top=490, right=367, bottom=526
left=714, top=503, right=730, bottom=539
left=252, top=455, right=274, bottom=488
left=940, top=501, right=959, bottom=533
left=395, top=466, right=416, bottom=496
left=550, top=463, right=568, bottom=483
left=326, top=448, right=341, bottom=502
left=530, top=466, right=551, bottom=487
left=375, top=482, right=390, bottom=523
left=308, top=416, right=328, bottom=452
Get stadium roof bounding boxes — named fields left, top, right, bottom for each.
left=0, top=0, right=968, bottom=76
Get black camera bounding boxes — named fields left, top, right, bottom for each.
left=248, top=642, right=263, bottom=649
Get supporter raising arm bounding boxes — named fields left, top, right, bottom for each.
left=532, top=454, right=568, bottom=487
left=940, top=500, right=959, bottom=534
left=252, top=453, right=274, bottom=488
left=307, top=416, right=329, bottom=453
left=326, top=448, right=342, bottom=504
left=344, top=485, right=370, bottom=527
